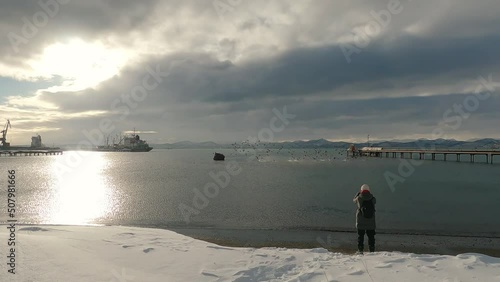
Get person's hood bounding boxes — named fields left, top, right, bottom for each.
left=359, top=190, right=374, bottom=201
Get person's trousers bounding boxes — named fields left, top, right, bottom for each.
left=357, top=229, right=375, bottom=252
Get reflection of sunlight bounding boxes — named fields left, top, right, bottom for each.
left=48, top=152, right=116, bottom=225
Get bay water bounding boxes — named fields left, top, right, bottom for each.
left=1, top=149, right=499, bottom=237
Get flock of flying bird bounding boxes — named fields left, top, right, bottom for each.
left=227, top=139, right=347, bottom=162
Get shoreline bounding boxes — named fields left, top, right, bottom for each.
left=4, top=223, right=499, bottom=257
left=170, top=228, right=500, bottom=258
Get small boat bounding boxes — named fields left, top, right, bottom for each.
left=213, top=152, right=225, bottom=161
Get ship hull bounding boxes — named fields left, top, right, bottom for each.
left=91, top=146, right=153, bottom=152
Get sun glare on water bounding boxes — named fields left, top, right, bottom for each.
left=47, top=153, right=118, bottom=225
left=29, top=39, right=128, bottom=91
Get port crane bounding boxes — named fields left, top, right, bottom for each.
left=0, top=119, right=11, bottom=148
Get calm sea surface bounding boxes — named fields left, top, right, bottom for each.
left=1, top=149, right=499, bottom=237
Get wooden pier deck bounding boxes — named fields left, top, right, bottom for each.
left=0, top=150, right=63, bottom=157
left=358, top=148, right=500, bottom=164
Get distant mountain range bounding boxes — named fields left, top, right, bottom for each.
left=153, top=141, right=221, bottom=149
left=151, top=138, right=500, bottom=149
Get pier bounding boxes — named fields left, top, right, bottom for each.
left=358, top=147, right=500, bottom=164
left=0, top=150, right=63, bottom=157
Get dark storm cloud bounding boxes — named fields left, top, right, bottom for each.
left=225, top=34, right=499, bottom=102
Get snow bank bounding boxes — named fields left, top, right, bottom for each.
left=1, top=225, right=499, bottom=281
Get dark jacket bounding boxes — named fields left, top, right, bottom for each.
left=353, top=191, right=376, bottom=230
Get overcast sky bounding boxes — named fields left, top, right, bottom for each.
left=1, top=0, right=500, bottom=145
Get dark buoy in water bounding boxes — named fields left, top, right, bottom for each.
left=213, top=152, right=225, bottom=161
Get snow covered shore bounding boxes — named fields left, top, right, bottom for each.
left=1, top=225, right=499, bottom=281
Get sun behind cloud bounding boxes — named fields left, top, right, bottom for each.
left=28, top=38, right=129, bottom=92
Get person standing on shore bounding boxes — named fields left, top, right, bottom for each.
left=353, top=184, right=376, bottom=254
